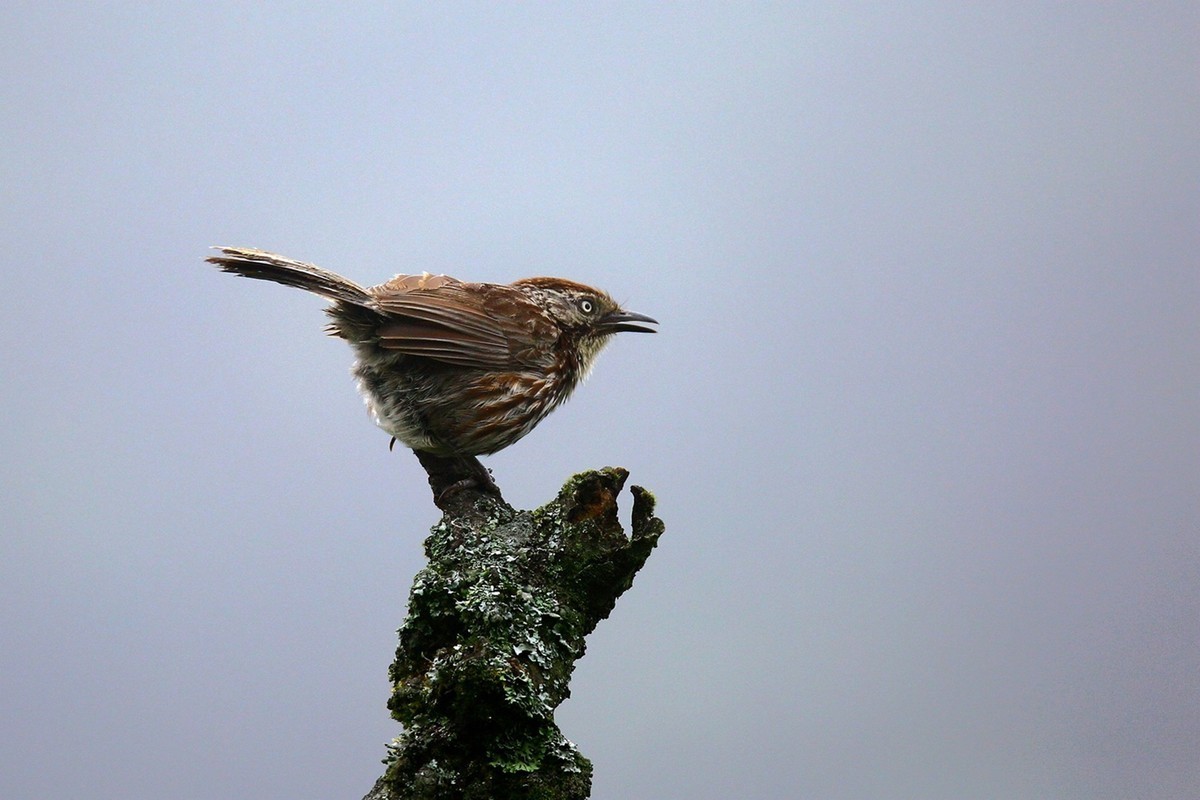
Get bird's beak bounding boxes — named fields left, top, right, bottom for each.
left=599, top=309, right=658, bottom=334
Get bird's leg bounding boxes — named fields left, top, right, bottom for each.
left=413, top=450, right=504, bottom=508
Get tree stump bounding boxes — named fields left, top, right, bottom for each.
left=363, top=467, right=664, bottom=800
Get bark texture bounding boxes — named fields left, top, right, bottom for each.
left=363, top=467, right=664, bottom=800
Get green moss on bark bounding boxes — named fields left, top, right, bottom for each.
left=364, top=468, right=664, bottom=800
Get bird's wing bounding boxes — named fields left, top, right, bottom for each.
left=370, top=276, right=557, bottom=369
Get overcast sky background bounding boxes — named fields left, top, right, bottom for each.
left=2, top=4, right=1197, bottom=799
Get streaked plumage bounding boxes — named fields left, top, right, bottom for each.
left=205, top=247, right=656, bottom=464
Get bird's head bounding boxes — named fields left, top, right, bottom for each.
left=513, top=277, right=657, bottom=337
left=512, top=277, right=657, bottom=385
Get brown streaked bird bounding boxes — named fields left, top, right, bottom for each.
left=205, top=247, right=656, bottom=499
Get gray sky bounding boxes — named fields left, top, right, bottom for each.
left=2, top=4, right=1196, bottom=799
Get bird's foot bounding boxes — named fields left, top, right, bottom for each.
left=412, top=450, right=504, bottom=509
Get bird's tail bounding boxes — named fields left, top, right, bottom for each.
left=205, top=246, right=371, bottom=306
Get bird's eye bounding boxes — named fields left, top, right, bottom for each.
left=578, top=298, right=595, bottom=314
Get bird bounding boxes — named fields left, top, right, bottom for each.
left=205, top=247, right=657, bottom=501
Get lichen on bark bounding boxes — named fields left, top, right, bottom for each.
left=363, top=467, right=664, bottom=800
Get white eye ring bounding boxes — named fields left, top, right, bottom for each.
left=578, top=298, right=595, bottom=314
